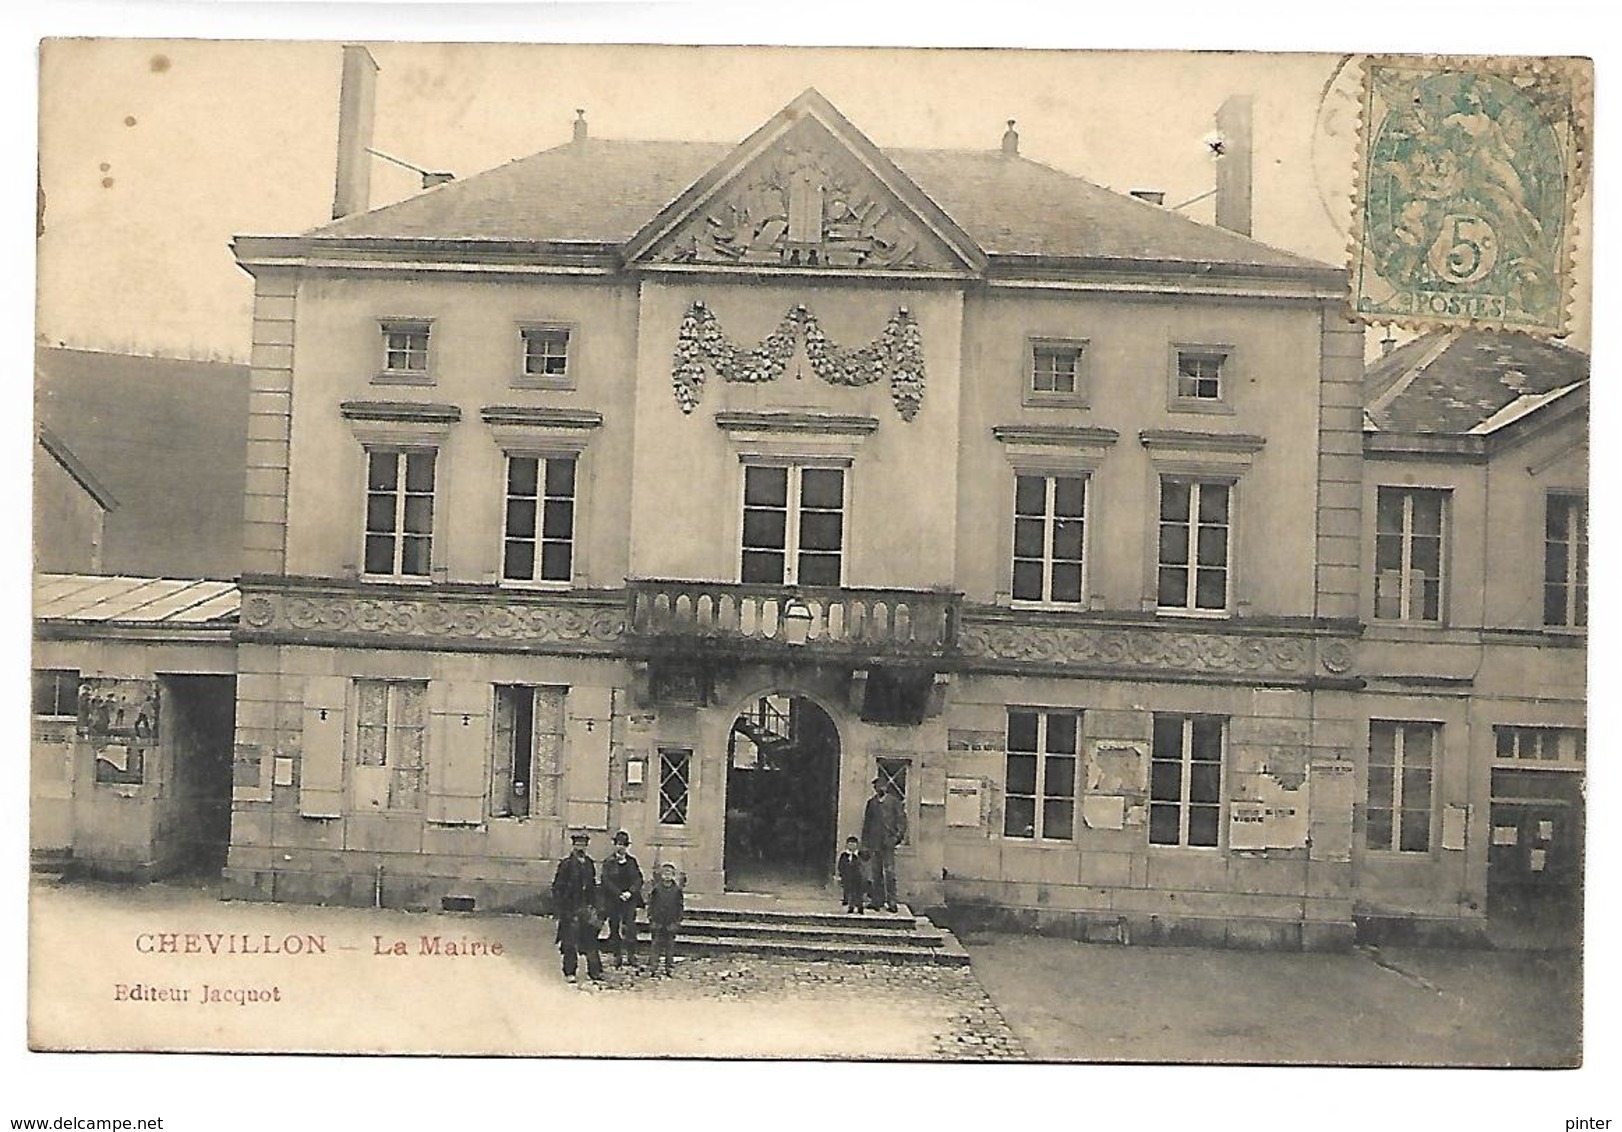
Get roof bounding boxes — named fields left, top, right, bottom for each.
left=34, top=348, right=249, bottom=578
left=34, top=574, right=240, bottom=626
left=1363, top=330, right=1591, bottom=436
left=307, top=129, right=1329, bottom=273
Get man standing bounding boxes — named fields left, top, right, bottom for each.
left=551, top=831, right=604, bottom=982
left=861, top=774, right=906, bottom=913
left=599, top=830, right=645, bottom=968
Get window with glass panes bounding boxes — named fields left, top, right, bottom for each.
left=658, top=747, right=692, bottom=825
left=364, top=449, right=435, bottom=577
left=32, top=669, right=80, bottom=717
left=1374, top=487, right=1445, bottom=621
left=381, top=322, right=430, bottom=374
left=1031, top=344, right=1081, bottom=395
left=503, top=454, right=576, bottom=584
left=1150, top=714, right=1225, bottom=847
left=521, top=327, right=570, bottom=379
left=355, top=680, right=427, bottom=810
left=1013, top=474, right=1086, bottom=604
left=1157, top=478, right=1230, bottom=611
left=740, top=464, right=844, bottom=586
left=1003, top=709, right=1079, bottom=840
left=1494, top=725, right=1584, bottom=765
left=1544, top=493, right=1587, bottom=628
left=875, top=756, right=912, bottom=846
left=1176, top=351, right=1225, bottom=400
left=1367, top=720, right=1436, bottom=853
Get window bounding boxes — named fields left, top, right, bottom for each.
left=1157, top=478, right=1230, bottom=612
left=1150, top=714, right=1224, bottom=847
left=1013, top=473, right=1086, bottom=604
left=492, top=685, right=565, bottom=818
left=32, top=669, right=80, bottom=718
left=364, top=449, right=436, bottom=577
left=1175, top=350, right=1226, bottom=401
left=1367, top=720, right=1436, bottom=853
left=380, top=320, right=431, bottom=377
left=658, top=747, right=692, bottom=825
left=1025, top=340, right=1088, bottom=407
left=502, top=454, right=576, bottom=584
left=1494, top=725, right=1584, bottom=764
left=1375, top=487, right=1445, bottom=621
left=740, top=463, right=844, bottom=586
left=520, top=326, right=572, bottom=385
left=875, top=756, right=912, bottom=846
left=1003, top=709, right=1079, bottom=841
left=1544, top=494, right=1587, bottom=628
left=355, top=680, right=427, bottom=810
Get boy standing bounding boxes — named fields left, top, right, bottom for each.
left=600, top=830, right=645, bottom=968
left=647, top=861, right=685, bottom=977
left=836, top=836, right=866, bottom=914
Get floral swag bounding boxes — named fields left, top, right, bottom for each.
left=671, top=301, right=926, bottom=421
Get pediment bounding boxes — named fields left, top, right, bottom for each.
left=627, top=90, right=982, bottom=275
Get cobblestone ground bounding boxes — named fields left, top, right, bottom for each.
left=579, top=954, right=1026, bottom=1060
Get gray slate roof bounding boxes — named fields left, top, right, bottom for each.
left=1364, top=330, right=1589, bottom=436
left=310, top=137, right=1329, bottom=271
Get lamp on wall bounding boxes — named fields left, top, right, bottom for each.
left=782, top=596, right=814, bottom=647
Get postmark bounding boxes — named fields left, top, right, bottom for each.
left=1350, top=56, right=1589, bottom=336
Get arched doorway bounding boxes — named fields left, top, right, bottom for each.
left=724, top=693, right=840, bottom=895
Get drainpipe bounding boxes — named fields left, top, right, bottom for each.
left=374, top=862, right=385, bottom=909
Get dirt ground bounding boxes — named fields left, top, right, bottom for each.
left=957, top=929, right=1581, bottom=1066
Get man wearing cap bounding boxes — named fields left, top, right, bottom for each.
left=600, top=830, right=645, bottom=968
left=861, top=774, right=906, bottom=913
left=551, top=831, right=604, bottom=982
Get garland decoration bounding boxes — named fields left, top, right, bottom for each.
left=672, top=301, right=926, bottom=421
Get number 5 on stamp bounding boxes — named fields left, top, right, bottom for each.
left=1350, top=56, right=1589, bottom=337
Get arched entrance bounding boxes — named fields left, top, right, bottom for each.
left=724, top=693, right=840, bottom=895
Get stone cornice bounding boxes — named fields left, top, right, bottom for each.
left=339, top=400, right=462, bottom=424
left=1139, top=429, right=1267, bottom=455
left=714, top=410, right=881, bottom=436
left=991, top=424, right=1120, bottom=448
left=479, top=406, right=604, bottom=430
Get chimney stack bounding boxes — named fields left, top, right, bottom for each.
left=1213, top=94, right=1253, bottom=237
left=332, top=45, right=379, bottom=220
left=573, top=109, right=588, bottom=143
left=1380, top=328, right=1398, bottom=356
left=1130, top=189, right=1166, bottom=206
left=1001, top=120, right=1019, bottom=156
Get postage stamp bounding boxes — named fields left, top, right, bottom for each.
left=1350, top=56, right=1590, bottom=337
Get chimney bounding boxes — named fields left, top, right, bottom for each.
left=1380, top=328, right=1398, bottom=356
left=1001, top=120, right=1019, bottom=156
left=332, top=45, right=379, bottom=220
left=1130, top=190, right=1166, bottom=206
left=573, top=109, right=588, bottom=144
left=1213, top=94, right=1253, bottom=237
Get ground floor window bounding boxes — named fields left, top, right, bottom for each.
left=491, top=685, right=565, bottom=818
left=1367, top=720, right=1436, bottom=853
left=32, top=668, right=80, bottom=718
left=1004, top=709, right=1078, bottom=841
left=354, top=679, right=427, bottom=810
left=1150, top=714, right=1224, bottom=847
left=875, top=755, right=912, bottom=846
left=659, top=747, right=692, bottom=826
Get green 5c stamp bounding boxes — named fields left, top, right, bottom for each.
left=1352, top=57, right=1588, bottom=336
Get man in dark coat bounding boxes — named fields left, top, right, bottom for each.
left=551, top=831, right=603, bottom=982
left=599, top=829, right=645, bottom=968
left=861, top=775, right=907, bottom=912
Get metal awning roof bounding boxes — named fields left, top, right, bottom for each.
left=34, top=574, right=240, bottom=626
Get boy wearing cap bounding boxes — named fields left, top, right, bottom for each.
left=551, top=831, right=604, bottom=982
left=600, top=830, right=645, bottom=968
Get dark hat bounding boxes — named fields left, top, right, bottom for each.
left=569, top=831, right=591, bottom=845
left=612, top=830, right=631, bottom=846
left=872, top=775, right=887, bottom=787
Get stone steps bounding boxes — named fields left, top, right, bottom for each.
left=608, top=900, right=969, bottom=966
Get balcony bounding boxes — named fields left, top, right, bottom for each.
left=624, top=579, right=961, bottom=662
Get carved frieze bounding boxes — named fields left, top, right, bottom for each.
left=239, top=588, right=624, bottom=652
left=959, top=620, right=1359, bottom=684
